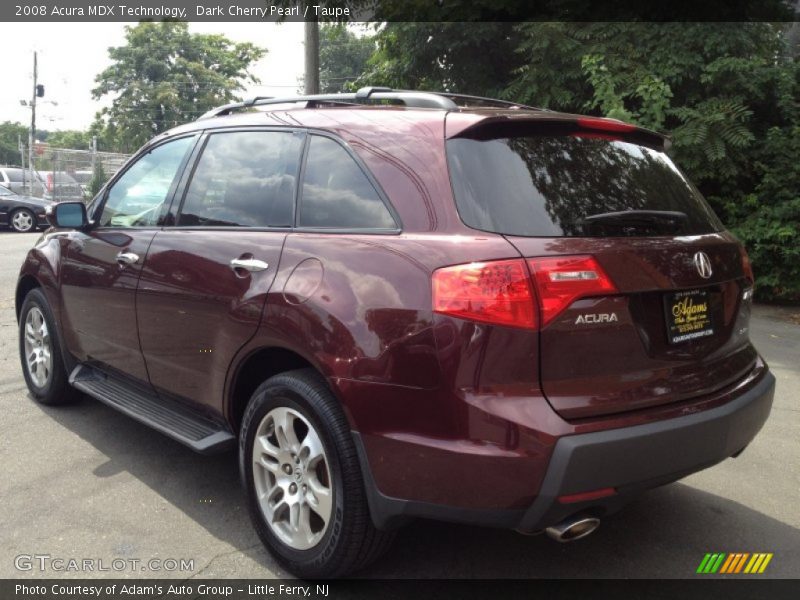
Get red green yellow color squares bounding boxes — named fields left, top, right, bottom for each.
left=696, top=552, right=773, bottom=574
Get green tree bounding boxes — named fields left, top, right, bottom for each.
left=92, top=21, right=264, bottom=151
left=356, top=22, right=525, bottom=96
left=89, top=161, right=108, bottom=197
left=43, top=130, right=93, bottom=150
left=319, top=24, right=374, bottom=93
left=0, top=122, right=29, bottom=165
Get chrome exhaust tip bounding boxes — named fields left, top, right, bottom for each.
left=545, top=515, right=600, bottom=542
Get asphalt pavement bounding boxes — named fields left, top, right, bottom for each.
left=1, top=231, right=798, bottom=579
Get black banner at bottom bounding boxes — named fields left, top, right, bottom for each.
left=3, top=579, right=799, bottom=600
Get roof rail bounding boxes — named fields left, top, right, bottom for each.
left=436, top=92, right=545, bottom=111
left=198, top=87, right=541, bottom=120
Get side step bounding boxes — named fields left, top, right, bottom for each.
left=69, top=364, right=235, bottom=454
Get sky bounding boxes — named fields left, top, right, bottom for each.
left=0, top=22, right=305, bottom=132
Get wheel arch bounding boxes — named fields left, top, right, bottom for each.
left=227, top=345, right=350, bottom=434
left=16, top=274, right=42, bottom=321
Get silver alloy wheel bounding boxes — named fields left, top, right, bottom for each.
left=252, top=406, right=333, bottom=550
left=24, top=306, right=52, bottom=388
left=12, top=210, right=34, bottom=232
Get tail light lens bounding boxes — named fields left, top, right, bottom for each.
left=739, top=246, right=754, bottom=285
left=432, top=259, right=536, bottom=329
left=433, top=255, right=617, bottom=329
left=528, top=255, right=617, bottom=326
left=575, top=117, right=637, bottom=133
left=45, top=173, right=54, bottom=192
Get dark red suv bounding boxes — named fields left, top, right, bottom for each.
left=16, top=88, right=775, bottom=577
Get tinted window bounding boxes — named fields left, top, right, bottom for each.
left=447, top=135, right=723, bottom=237
left=99, top=136, right=194, bottom=228
left=178, top=131, right=303, bottom=228
left=298, top=136, right=396, bottom=229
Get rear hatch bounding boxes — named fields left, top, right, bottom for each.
left=446, top=114, right=755, bottom=419
left=39, top=171, right=85, bottom=201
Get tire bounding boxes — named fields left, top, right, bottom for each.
left=240, top=368, right=394, bottom=578
left=10, top=208, right=36, bottom=233
left=19, top=288, right=80, bottom=405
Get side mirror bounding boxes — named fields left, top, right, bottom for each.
left=47, top=202, right=89, bottom=229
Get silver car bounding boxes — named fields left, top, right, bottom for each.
left=36, top=170, right=85, bottom=202
left=0, top=166, right=45, bottom=197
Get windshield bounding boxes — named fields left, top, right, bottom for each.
left=447, top=134, right=723, bottom=237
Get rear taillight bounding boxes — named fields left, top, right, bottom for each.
left=739, top=246, right=754, bottom=285
left=45, top=173, right=54, bottom=192
left=575, top=117, right=637, bottom=133
left=528, top=255, right=617, bottom=326
left=432, top=259, right=536, bottom=329
left=432, top=255, right=617, bottom=330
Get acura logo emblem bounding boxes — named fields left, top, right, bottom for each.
left=694, top=251, right=713, bottom=279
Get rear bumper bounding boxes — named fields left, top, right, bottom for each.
left=356, top=368, right=775, bottom=532
left=516, top=369, right=774, bottom=532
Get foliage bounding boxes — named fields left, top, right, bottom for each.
left=355, top=22, right=526, bottom=96
left=89, top=161, right=108, bottom=198
left=319, top=24, right=374, bottom=93
left=0, top=122, right=29, bottom=166
left=91, top=21, right=264, bottom=151
left=43, top=130, right=93, bottom=150
left=725, top=127, right=800, bottom=301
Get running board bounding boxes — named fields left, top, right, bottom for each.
left=69, top=364, right=235, bottom=454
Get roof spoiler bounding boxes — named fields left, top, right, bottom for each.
left=449, top=113, right=672, bottom=151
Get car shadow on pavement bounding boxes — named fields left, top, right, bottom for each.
left=32, top=394, right=799, bottom=579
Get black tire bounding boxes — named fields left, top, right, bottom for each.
left=240, top=368, right=394, bottom=578
left=19, top=288, right=80, bottom=405
left=10, top=208, right=36, bottom=233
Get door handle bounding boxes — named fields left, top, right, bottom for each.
left=116, top=252, right=140, bottom=266
left=230, top=258, right=269, bottom=273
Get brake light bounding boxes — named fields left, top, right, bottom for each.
left=576, top=117, right=637, bottom=132
left=45, top=173, right=54, bottom=192
left=528, top=255, right=617, bottom=326
left=739, top=246, right=754, bottom=285
left=432, top=255, right=617, bottom=330
left=432, top=259, right=536, bottom=329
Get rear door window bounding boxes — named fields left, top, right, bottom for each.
left=178, top=130, right=303, bottom=228
left=447, top=133, right=723, bottom=237
left=297, top=135, right=397, bottom=230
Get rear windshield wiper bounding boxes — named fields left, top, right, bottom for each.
left=580, top=210, right=688, bottom=234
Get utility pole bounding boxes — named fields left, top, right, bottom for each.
left=28, top=51, right=37, bottom=195
left=304, top=20, right=320, bottom=95
left=91, top=136, right=97, bottom=174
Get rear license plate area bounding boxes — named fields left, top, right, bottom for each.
left=663, top=288, right=715, bottom=344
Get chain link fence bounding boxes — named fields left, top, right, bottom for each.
left=20, top=145, right=131, bottom=203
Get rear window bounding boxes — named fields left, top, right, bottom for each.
left=39, top=172, right=80, bottom=185
left=447, top=134, right=723, bottom=237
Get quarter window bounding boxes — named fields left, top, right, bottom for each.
left=98, top=136, right=194, bottom=228
left=178, top=131, right=304, bottom=228
left=298, top=136, right=396, bottom=229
